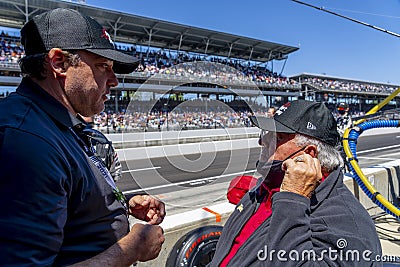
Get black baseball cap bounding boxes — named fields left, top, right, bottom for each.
left=250, top=100, right=340, bottom=146
left=20, top=8, right=139, bottom=74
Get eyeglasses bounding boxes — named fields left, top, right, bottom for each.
left=82, top=128, right=111, bottom=145
left=258, top=130, right=267, bottom=146
left=258, top=130, right=276, bottom=146
left=82, top=128, right=114, bottom=170
left=258, top=130, right=280, bottom=148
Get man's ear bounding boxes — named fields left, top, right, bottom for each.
left=47, top=48, right=68, bottom=77
left=304, top=145, right=318, bottom=158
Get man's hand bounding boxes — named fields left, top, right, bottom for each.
left=70, top=223, right=165, bottom=266
left=280, top=154, right=322, bottom=198
left=128, top=223, right=165, bottom=262
left=128, top=195, right=166, bottom=225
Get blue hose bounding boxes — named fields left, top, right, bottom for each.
left=347, top=120, right=400, bottom=218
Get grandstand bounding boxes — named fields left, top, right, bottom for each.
left=0, top=0, right=399, bottom=133
left=292, top=73, right=400, bottom=113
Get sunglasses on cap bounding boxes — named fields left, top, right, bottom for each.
left=258, top=130, right=277, bottom=146
left=82, top=128, right=115, bottom=170
left=82, top=128, right=111, bottom=145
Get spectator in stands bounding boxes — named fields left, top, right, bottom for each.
left=210, top=100, right=381, bottom=266
left=0, top=8, right=165, bottom=266
left=305, top=76, right=395, bottom=95
left=336, top=102, right=353, bottom=137
left=335, top=102, right=353, bottom=172
left=266, top=106, right=276, bottom=118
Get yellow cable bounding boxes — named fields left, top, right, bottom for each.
left=343, top=87, right=400, bottom=217
left=343, top=127, right=400, bottom=217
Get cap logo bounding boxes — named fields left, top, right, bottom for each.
left=307, top=122, right=317, bottom=130
left=101, top=29, right=115, bottom=46
left=275, top=102, right=291, bottom=116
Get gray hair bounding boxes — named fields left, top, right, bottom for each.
left=294, top=134, right=343, bottom=172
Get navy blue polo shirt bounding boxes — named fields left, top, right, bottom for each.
left=0, top=78, right=129, bottom=266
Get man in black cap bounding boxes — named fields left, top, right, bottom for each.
left=210, top=100, right=381, bottom=266
left=0, top=8, right=165, bottom=266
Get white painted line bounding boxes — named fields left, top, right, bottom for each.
left=357, top=156, right=398, bottom=161
left=357, top=144, right=400, bottom=155
left=121, top=166, right=161, bottom=173
left=343, top=174, right=353, bottom=181
left=123, top=169, right=256, bottom=194
left=189, top=180, right=209, bottom=186
left=160, top=202, right=236, bottom=229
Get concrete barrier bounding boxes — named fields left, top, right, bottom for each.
left=343, top=160, right=400, bottom=217
left=136, top=202, right=234, bottom=267
left=107, top=127, right=260, bottom=149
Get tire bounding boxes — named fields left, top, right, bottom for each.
left=166, top=225, right=223, bottom=267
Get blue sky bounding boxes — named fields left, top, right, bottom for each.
left=84, top=0, right=400, bottom=85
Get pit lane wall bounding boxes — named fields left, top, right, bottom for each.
left=107, top=127, right=260, bottom=149
left=343, top=160, right=400, bottom=217
left=118, top=127, right=400, bottom=266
